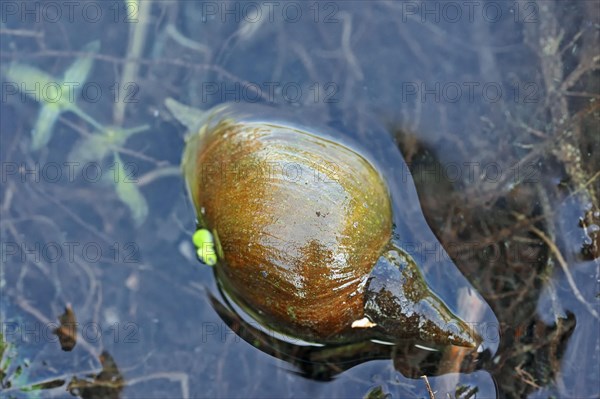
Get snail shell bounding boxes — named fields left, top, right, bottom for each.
left=174, top=100, right=481, bottom=347
left=184, top=110, right=391, bottom=340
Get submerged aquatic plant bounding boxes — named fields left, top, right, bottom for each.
left=68, top=125, right=150, bottom=164
left=0, top=332, right=58, bottom=398
left=112, top=151, right=149, bottom=227
left=5, top=41, right=102, bottom=150
left=3, top=40, right=153, bottom=226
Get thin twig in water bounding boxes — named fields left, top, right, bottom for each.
left=421, top=375, right=436, bottom=399
left=137, top=166, right=181, bottom=186
left=338, top=12, right=364, bottom=81
left=530, top=225, right=599, bottom=320
left=165, top=24, right=211, bottom=55
left=127, top=372, right=190, bottom=398
left=0, top=28, right=43, bottom=38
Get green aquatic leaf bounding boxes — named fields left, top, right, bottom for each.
left=31, top=103, right=62, bottom=151
left=62, top=40, right=100, bottom=86
left=4, top=62, right=57, bottom=92
left=112, top=152, right=148, bottom=227
left=6, top=63, right=73, bottom=109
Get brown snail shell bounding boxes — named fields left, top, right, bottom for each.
left=173, top=100, right=482, bottom=348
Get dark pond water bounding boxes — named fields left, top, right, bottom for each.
left=1, top=1, right=598, bottom=398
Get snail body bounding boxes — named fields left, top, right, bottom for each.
left=170, top=99, right=482, bottom=348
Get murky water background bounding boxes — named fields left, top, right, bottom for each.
left=1, top=1, right=598, bottom=398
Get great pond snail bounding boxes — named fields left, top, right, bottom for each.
left=168, top=99, right=484, bottom=348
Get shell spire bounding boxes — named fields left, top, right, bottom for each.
left=363, top=246, right=482, bottom=348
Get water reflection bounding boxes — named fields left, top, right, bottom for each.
left=208, top=288, right=497, bottom=384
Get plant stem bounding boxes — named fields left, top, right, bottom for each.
left=113, top=0, right=152, bottom=126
